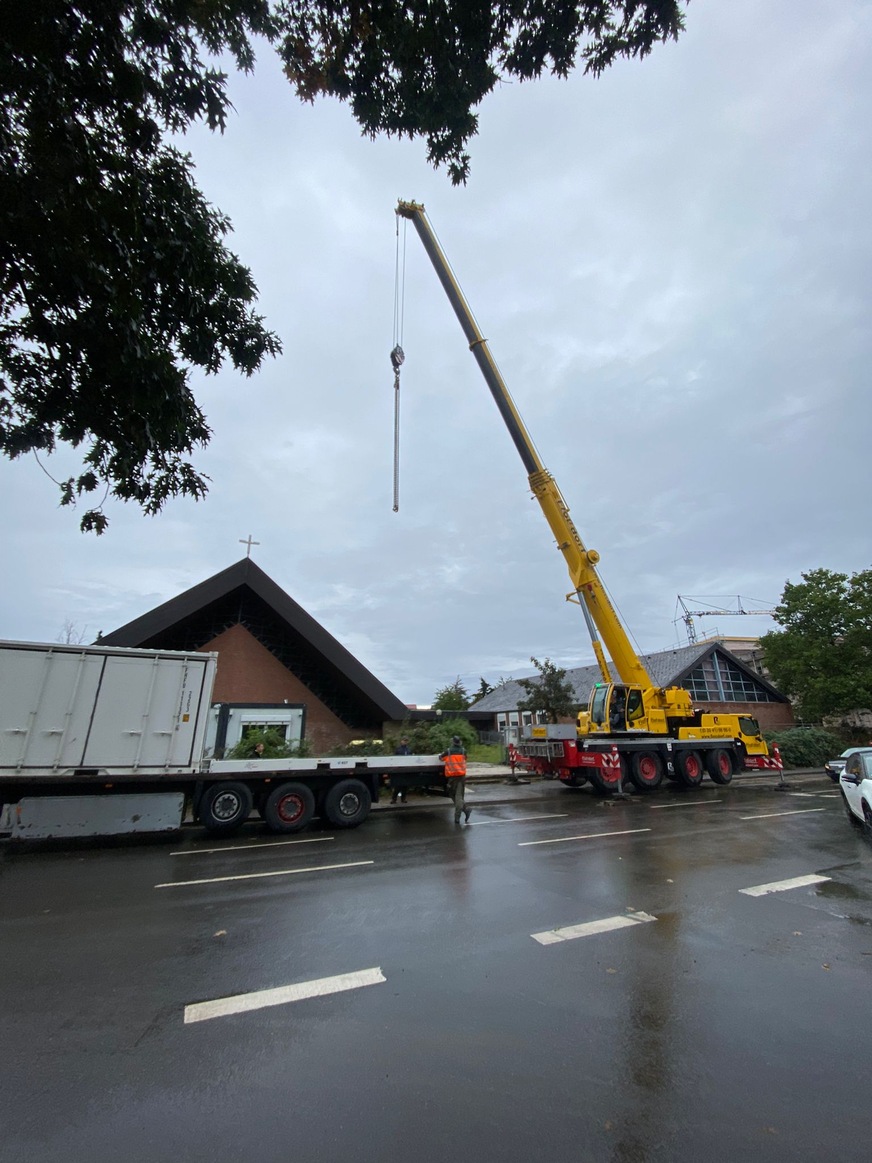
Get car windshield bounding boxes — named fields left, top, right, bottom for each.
left=861, top=753, right=872, bottom=777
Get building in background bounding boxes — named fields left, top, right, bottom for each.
left=471, top=641, right=793, bottom=743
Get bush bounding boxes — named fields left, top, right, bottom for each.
left=765, top=727, right=843, bottom=769
left=226, top=727, right=311, bottom=760
left=332, top=737, right=391, bottom=757
left=425, top=717, right=478, bottom=754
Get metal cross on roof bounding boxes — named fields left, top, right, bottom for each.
left=239, top=534, right=260, bottom=558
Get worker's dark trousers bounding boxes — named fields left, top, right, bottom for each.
left=448, top=777, right=467, bottom=821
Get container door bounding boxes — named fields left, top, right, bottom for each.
left=0, top=646, right=104, bottom=769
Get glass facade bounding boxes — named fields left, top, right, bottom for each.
left=684, top=653, right=771, bottom=703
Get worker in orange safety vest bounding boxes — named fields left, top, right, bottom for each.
left=440, top=735, right=470, bottom=823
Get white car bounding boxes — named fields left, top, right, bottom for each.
left=825, top=747, right=867, bottom=782
left=839, top=749, right=872, bottom=830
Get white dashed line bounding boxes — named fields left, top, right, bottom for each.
left=156, top=859, right=374, bottom=888
left=171, top=837, right=333, bottom=857
left=184, top=967, right=386, bottom=1024
left=519, top=827, right=651, bottom=847
left=466, top=813, right=569, bottom=826
left=649, top=800, right=722, bottom=809
left=532, top=911, right=657, bottom=945
left=739, top=874, right=831, bottom=897
left=739, top=809, right=828, bottom=820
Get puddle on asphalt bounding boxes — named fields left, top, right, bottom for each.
left=815, top=880, right=868, bottom=902
left=813, top=878, right=872, bottom=925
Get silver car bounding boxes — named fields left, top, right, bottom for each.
left=839, top=749, right=872, bottom=830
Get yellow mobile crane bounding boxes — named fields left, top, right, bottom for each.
left=396, top=200, right=773, bottom=792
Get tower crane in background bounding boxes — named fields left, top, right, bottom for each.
left=676, top=596, right=776, bottom=645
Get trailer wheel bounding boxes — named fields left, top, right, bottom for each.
left=263, top=782, right=315, bottom=833
left=199, top=782, right=253, bottom=834
left=323, top=779, right=371, bottom=828
left=705, top=749, right=734, bottom=785
left=674, top=751, right=704, bottom=788
left=630, top=751, right=664, bottom=791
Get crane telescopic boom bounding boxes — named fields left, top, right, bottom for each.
left=396, top=199, right=652, bottom=690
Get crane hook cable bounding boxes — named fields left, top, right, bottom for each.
left=391, top=214, right=407, bottom=512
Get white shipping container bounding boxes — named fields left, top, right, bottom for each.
left=0, top=641, right=217, bottom=777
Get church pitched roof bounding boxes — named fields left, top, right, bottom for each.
left=99, top=558, right=410, bottom=724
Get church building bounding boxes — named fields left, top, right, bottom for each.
left=99, top=558, right=411, bottom=754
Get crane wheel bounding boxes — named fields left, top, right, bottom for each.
left=674, top=751, right=704, bottom=788
left=629, top=751, right=664, bottom=791
left=705, top=749, right=734, bottom=785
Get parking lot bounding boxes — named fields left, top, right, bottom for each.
left=2, top=773, right=871, bottom=1162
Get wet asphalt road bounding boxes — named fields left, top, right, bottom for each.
left=2, top=776, right=871, bottom=1163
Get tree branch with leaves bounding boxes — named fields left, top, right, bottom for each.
left=1, top=1, right=687, bottom=530
left=515, top=655, right=577, bottom=723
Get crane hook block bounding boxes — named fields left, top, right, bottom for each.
left=390, top=345, right=405, bottom=372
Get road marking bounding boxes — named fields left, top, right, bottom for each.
left=466, top=813, right=569, bottom=826
left=184, top=967, right=386, bottom=1024
left=156, top=860, right=373, bottom=889
left=171, top=837, right=334, bottom=857
left=739, top=874, right=832, bottom=897
left=739, top=809, right=828, bottom=820
left=649, top=800, right=722, bottom=809
left=519, top=827, right=650, bottom=848
left=532, top=911, right=657, bottom=945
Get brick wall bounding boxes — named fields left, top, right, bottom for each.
left=197, top=624, right=362, bottom=752
left=695, top=700, right=796, bottom=734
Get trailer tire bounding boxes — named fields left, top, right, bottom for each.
left=630, top=751, right=664, bottom=791
left=199, top=782, right=253, bottom=835
left=263, top=782, right=315, bottom=833
left=705, top=749, right=734, bottom=785
left=674, top=751, right=704, bottom=788
left=323, top=779, right=371, bottom=828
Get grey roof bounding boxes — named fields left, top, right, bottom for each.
left=470, top=641, right=787, bottom=712
left=99, top=558, right=410, bottom=724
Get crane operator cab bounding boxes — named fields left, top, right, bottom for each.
left=583, top=683, right=647, bottom=735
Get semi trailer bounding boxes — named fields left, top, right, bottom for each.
left=0, top=639, right=446, bottom=841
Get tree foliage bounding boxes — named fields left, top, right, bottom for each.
left=515, top=655, right=577, bottom=723
left=472, top=676, right=495, bottom=702
left=1, top=0, right=281, bottom=531
left=278, top=1, right=687, bottom=183
left=427, top=716, right=478, bottom=754
left=433, top=677, right=471, bottom=711
left=760, top=568, right=872, bottom=722
left=225, top=724, right=310, bottom=758
left=2, top=2, right=686, bottom=530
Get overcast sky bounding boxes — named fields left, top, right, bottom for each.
left=2, top=0, right=870, bottom=705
